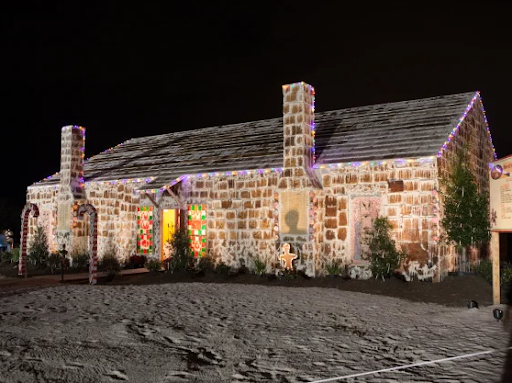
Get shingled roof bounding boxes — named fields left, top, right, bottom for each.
left=32, top=91, right=480, bottom=190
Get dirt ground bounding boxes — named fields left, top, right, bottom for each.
left=110, top=269, right=495, bottom=308
left=0, top=262, right=496, bottom=307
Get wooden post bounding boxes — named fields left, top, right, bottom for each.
left=491, top=231, right=500, bottom=305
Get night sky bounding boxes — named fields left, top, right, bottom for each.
left=3, top=2, right=512, bottom=218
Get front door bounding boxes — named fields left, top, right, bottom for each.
left=161, top=209, right=179, bottom=261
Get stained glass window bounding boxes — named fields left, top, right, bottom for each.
left=188, top=204, right=206, bottom=257
left=137, top=206, right=153, bottom=254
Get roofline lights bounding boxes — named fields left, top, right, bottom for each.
left=437, top=91, right=497, bottom=159
left=135, top=167, right=284, bottom=194
left=312, top=156, right=436, bottom=169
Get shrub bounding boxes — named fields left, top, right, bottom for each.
left=28, top=226, right=50, bottom=265
left=10, top=247, right=20, bottom=263
left=362, top=216, right=407, bottom=280
left=169, top=228, right=195, bottom=271
left=253, top=256, right=267, bottom=275
left=99, top=254, right=121, bottom=276
left=196, top=256, right=214, bottom=272
left=325, top=261, right=342, bottom=276
left=71, top=252, right=89, bottom=270
left=47, top=252, right=61, bottom=273
left=145, top=258, right=162, bottom=272
left=215, top=262, right=231, bottom=275
left=1, top=250, right=12, bottom=263
left=473, top=259, right=492, bottom=284
left=129, top=254, right=147, bottom=269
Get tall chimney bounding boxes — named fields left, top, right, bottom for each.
left=281, top=81, right=319, bottom=189
left=56, top=125, right=85, bottom=245
left=59, top=125, right=86, bottom=197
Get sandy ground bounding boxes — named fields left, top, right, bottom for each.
left=0, top=283, right=510, bottom=383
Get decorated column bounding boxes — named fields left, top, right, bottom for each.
left=56, top=125, right=86, bottom=250
left=19, top=203, right=40, bottom=277
left=78, top=204, right=98, bottom=285
left=279, top=82, right=320, bottom=276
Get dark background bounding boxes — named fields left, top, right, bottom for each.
left=2, top=2, right=511, bottom=233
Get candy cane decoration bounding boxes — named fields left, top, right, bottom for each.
left=19, top=203, right=40, bottom=277
left=78, top=204, right=98, bottom=285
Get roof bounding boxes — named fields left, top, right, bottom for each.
left=32, top=91, right=481, bottom=190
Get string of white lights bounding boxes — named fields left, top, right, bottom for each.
left=308, top=346, right=512, bottom=382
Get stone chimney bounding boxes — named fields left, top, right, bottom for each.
left=59, top=125, right=86, bottom=198
left=281, top=82, right=320, bottom=189
left=56, top=125, right=85, bottom=247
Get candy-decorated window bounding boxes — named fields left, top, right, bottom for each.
left=188, top=204, right=206, bottom=257
left=137, top=206, right=153, bottom=254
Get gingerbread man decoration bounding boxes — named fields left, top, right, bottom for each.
left=279, top=243, right=297, bottom=270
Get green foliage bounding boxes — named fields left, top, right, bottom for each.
left=252, top=256, right=267, bottom=275
left=71, top=252, right=89, bottom=270
left=28, top=226, right=50, bottom=265
left=1, top=250, right=12, bottom=263
left=440, top=149, right=490, bottom=249
left=474, top=260, right=512, bottom=304
left=169, top=228, right=195, bottom=271
left=362, top=216, right=407, bottom=280
left=215, top=262, right=231, bottom=275
left=10, top=247, right=20, bottom=262
left=325, top=261, right=342, bottom=276
left=196, top=255, right=214, bottom=271
left=47, top=252, right=61, bottom=273
left=473, top=259, right=493, bottom=284
left=99, top=241, right=121, bottom=275
left=100, top=253, right=121, bottom=275
left=145, top=258, right=162, bottom=272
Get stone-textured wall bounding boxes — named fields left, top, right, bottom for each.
left=27, top=182, right=142, bottom=260
left=316, top=159, right=439, bottom=277
left=25, top=187, right=58, bottom=252
left=183, top=173, right=280, bottom=270
left=436, top=98, right=495, bottom=276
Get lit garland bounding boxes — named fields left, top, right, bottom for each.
left=437, top=91, right=497, bottom=159
left=28, top=177, right=156, bottom=190
left=311, top=86, right=316, bottom=164
left=313, top=156, right=436, bottom=170
left=136, top=167, right=284, bottom=194
left=31, top=127, right=128, bottom=187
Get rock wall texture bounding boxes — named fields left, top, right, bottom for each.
left=436, top=99, right=495, bottom=277
left=24, top=86, right=495, bottom=280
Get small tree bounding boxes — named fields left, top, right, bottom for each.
left=362, top=216, right=406, bottom=280
left=28, top=226, right=50, bottom=265
left=168, top=228, right=194, bottom=271
left=440, top=148, right=490, bottom=272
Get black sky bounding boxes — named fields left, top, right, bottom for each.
left=3, top=2, right=512, bottom=213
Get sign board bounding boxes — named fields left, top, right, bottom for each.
left=489, top=155, right=512, bottom=232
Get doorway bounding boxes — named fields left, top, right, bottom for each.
left=161, top=209, right=179, bottom=261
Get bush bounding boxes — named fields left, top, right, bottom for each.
left=253, top=256, right=267, bottom=275
left=71, top=252, right=89, bottom=270
left=128, top=254, right=147, bottom=269
left=145, top=258, right=162, bottom=272
left=10, top=247, right=20, bottom=263
left=196, top=256, right=214, bottom=272
left=473, top=259, right=492, bottom=284
left=1, top=250, right=12, bottom=263
left=215, top=262, right=231, bottom=275
left=362, top=216, right=407, bottom=280
left=325, top=261, right=342, bottom=276
left=47, top=252, right=61, bottom=273
left=28, top=226, right=50, bottom=265
left=99, top=253, right=121, bottom=276
left=169, top=228, right=195, bottom=271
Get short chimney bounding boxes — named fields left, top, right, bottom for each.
left=281, top=82, right=319, bottom=188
